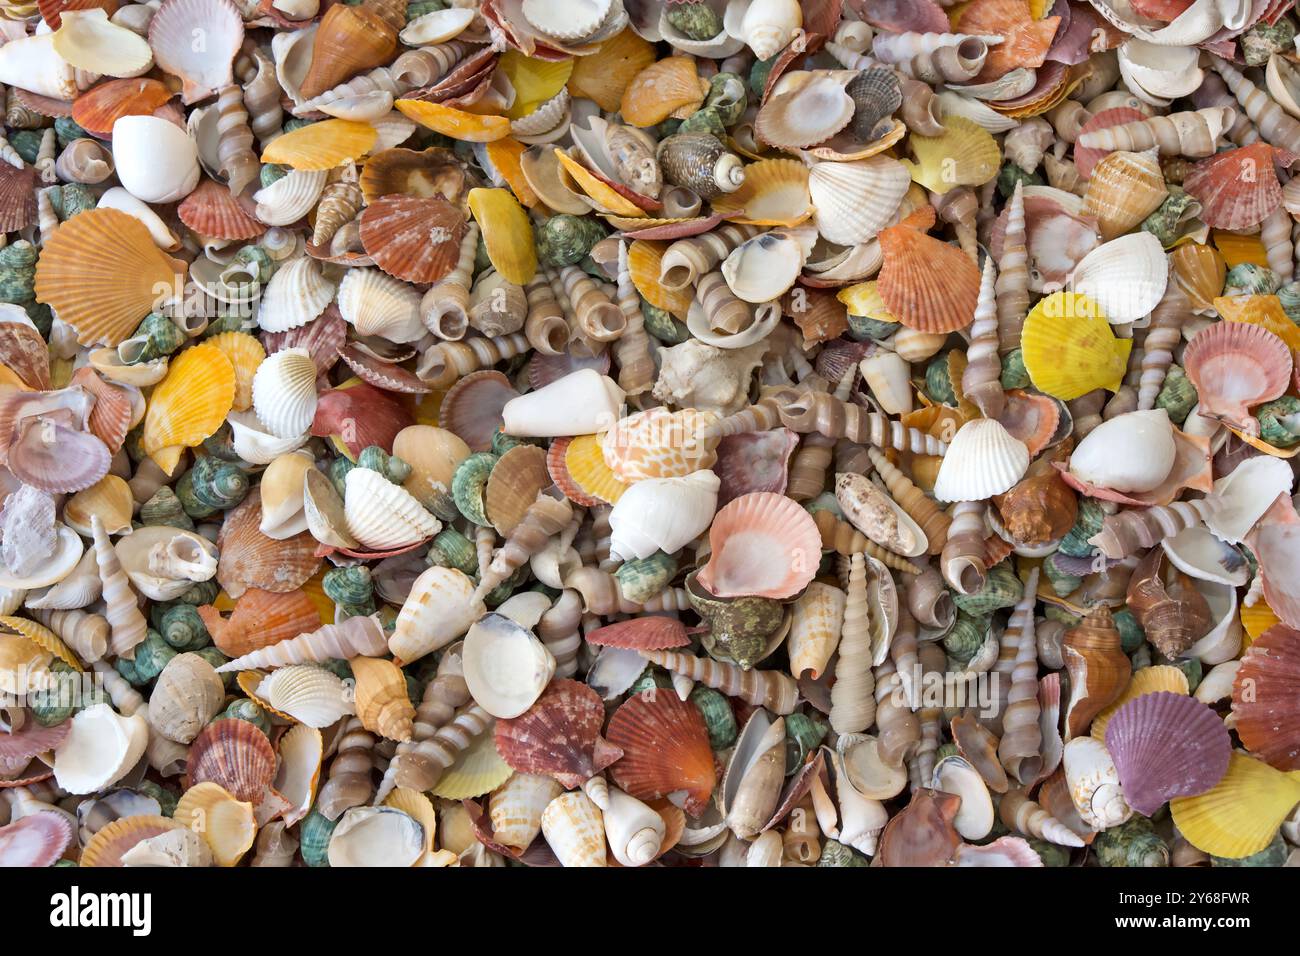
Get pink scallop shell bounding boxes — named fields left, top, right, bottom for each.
left=1183, top=321, right=1292, bottom=434
left=0, top=811, right=72, bottom=867
left=438, top=370, right=519, bottom=452
left=696, top=491, right=822, bottom=600
left=715, top=428, right=799, bottom=507
left=584, top=617, right=690, bottom=650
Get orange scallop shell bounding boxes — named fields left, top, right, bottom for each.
left=186, top=718, right=277, bottom=804
left=605, top=689, right=715, bottom=817
left=72, top=77, right=174, bottom=137
left=876, top=223, right=982, bottom=333
left=177, top=178, right=267, bottom=241
left=1184, top=143, right=1283, bottom=232
left=216, top=487, right=322, bottom=599
left=197, top=587, right=321, bottom=660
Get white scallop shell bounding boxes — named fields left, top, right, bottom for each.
left=608, top=470, right=720, bottom=562
left=521, top=0, right=612, bottom=41
left=336, top=268, right=425, bottom=343
left=343, top=467, right=442, bottom=551
left=111, top=114, right=201, bottom=204
left=257, top=664, right=354, bottom=727
left=328, top=806, right=425, bottom=867
left=147, top=0, right=244, bottom=104
left=933, top=419, right=1030, bottom=503
left=1068, top=409, right=1176, bottom=494
left=257, top=256, right=337, bottom=334
left=52, top=703, right=150, bottom=795
left=809, top=156, right=912, bottom=247
left=1116, top=39, right=1202, bottom=106
left=251, top=347, right=318, bottom=441
left=1068, top=232, right=1169, bottom=324
left=253, top=169, right=328, bottom=227
left=462, top=611, right=556, bottom=719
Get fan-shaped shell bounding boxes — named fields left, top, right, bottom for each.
left=261, top=118, right=378, bottom=171
left=148, top=0, right=243, bottom=104
left=494, top=678, right=620, bottom=789
left=903, top=115, right=1000, bottom=194
left=605, top=689, right=715, bottom=816
left=1233, top=624, right=1300, bottom=770
left=251, top=346, right=318, bottom=440
left=695, top=491, right=821, bottom=600
left=0, top=812, right=73, bottom=867
left=186, top=717, right=277, bottom=803
left=1068, top=232, right=1169, bottom=325
left=1171, top=752, right=1300, bottom=859
left=808, top=155, right=911, bottom=247
left=755, top=71, right=855, bottom=151
left=359, top=194, right=467, bottom=284
left=1183, top=322, right=1292, bottom=433
left=933, top=419, right=1030, bottom=503
left=177, top=178, right=266, bottom=241
left=256, top=664, right=354, bottom=727
left=1020, top=291, right=1132, bottom=400
left=336, top=267, right=425, bottom=343
left=217, top=487, right=322, bottom=598
left=141, top=342, right=236, bottom=475
left=1184, top=143, right=1284, bottom=232
left=343, top=466, right=441, bottom=551
left=876, top=223, right=981, bottom=334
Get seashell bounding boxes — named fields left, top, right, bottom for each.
left=875, top=787, right=962, bottom=866
left=786, top=581, right=845, bottom=682
left=695, top=491, right=821, bottom=600
left=462, top=611, right=555, bottom=720
left=251, top=258, right=336, bottom=337
left=52, top=703, right=149, bottom=794
left=807, top=155, right=911, bottom=248
left=213, top=613, right=384, bottom=673
left=71, top=76, right=172, bottom=138
left=343, top=466, right=440, bottom=552
left=1171, top=752, right=1300, bottom=859
left=1068, top=409, right=1177, bottom=495
left=1021, top=292, right=1133, bottom=401
left=1232, top=625, right=1300, bottom=770
left=488, top=771, right=562, bottom=853
left=495, top=678, right=619, bottom=788
left=1184, top=143, right=1283, bottom=232
left=352, top=655, right=415, bottom=742
left=541, top=790, right=606, bottom=867
left=875, top=222, right=981, bottom=334
left=1183, top=322, right=1291, bottom=435
left=254, top=169, right=328, bottom=226
left=206, top=332, right=265, bottom=414
left=603, top=786, right=666, bottom=867
left=0, top=31, right=95, bottom=102
left=606, top=687, right=714, bottom=815
left=1068, top=233, right=1169, bottom=326
left=756, top=71, right=855, bottom=151
left=148, top=0, right=243, bottom=104
left=1082, top=148, right=1168, bottom=242
left=389, top=566, right=481, bottom=664
left=251, top=347, right=317, bottom=441
left=835, top=472, right=927, bottom=558
left=336, top=268, right=424, bottom=344
left=607, top=470, right=720, bottom=562
left=932, top=419, right=1030, bottom=504
left=1104, top=691, right=1231, bottom=817
left=620, top=56, right=706, bottom=128
left=902, top=115, right=999, bottom=197
left=261, top=118, right=377, bottom=171
left=1126, top=548, right=1214, bottom=661
left=1062, top=736, right=1132, bottom=831
left=80, top=815, right=185, bottom=868
left=148, top=652, right=224, bottom=744
left=0, top=812, right=74, bottom=867
left=89, top=514, right=147, bottom=659
left=298, top=0, right=397, bottom=101
left=64, top=475, right=133, bottom=538
left=359, top=194, right=466, bottom=285
left=255, top=664, right=353, bottom=727
left=187, top=717, right=277, bottom=806
left=216, top=487, right=321, bottom=598
left=1077, top=107, right=1234, bottom=159
left=327, top=805, right=424, bottom=868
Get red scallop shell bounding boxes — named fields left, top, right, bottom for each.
left=337, top=344, right=432, bottom=395
left=187, top=718, right=278, bottom=804
left=37, top=0, right=117, bottom=30
left=0, top=719, right=70, bottom=764
left=177, top=178, right=267, bottom=241
left=0, top=811, right=73, bottom=867
left=493, top=679, right=623, bottom=789
left=359, top=194, right=467, bottom=284
left=0, top=163, right=38, bottom=233
left=1233, top=623, right=1300, bottom=769
left=585, top=617, right=690, bottom=650
left=1184, top=143, right=1286, bottom=231
left=1183, top=321, right=1292, bottom=432
left=197, top=587, right=321, bottom=659
left=310, top=382, right=414, bottom=457
left=527, top=349, right=610, bottom=391
left=605, top=689, right=715, bottom=816
left=70, top=365, right=133, bottom=455
left=877, top=223, right=982, bottom=334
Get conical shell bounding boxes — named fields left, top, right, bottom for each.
left=352, top=655, right=415, bottom=742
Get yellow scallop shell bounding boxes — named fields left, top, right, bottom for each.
left=553, top=148, right=646, bottom=218
left=1214, top=295, right=1300, bottom=351
left=1020, top=291, right=1132, bottom=400
left=1171, top=753, right=1300, bottom=859
left=1240, top=599, right=1279, bottom=647
left=383, top=787, right=438, bottom=862
left=394, top=100, right=510, bottom=142
left=627, top=239, right=693, bottom=317
left=568, top=28, right=656, bottom=112
left=205, top=331, right=265, bottom=413
left=173, top=782, right=257, bottom=867
left=429, top=730, right=513, bottom=800
left=619, top=56, right=705, bottom=128
left=837, top=280, right=896, bottom=321
left=141, top=343, right=236, bottom=475
left=1090, top=664, right=1189, bottom=742
left=1212, top=229, right=1269, bottom=268
left=0, top=616, right=81, bottom=670
left=500, top=51, right=574, bottom=120
left=709, top=158, right=812, bottom=226
left=901, top=116, right=1000, bottom=194
left=260, top=118, right=378, bottom=170
left=467, top=186, right=536, bottom=285
left=565, top=433, right=628, bottom=504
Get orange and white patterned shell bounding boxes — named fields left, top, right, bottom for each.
left=599, top=407, right=722, bottom=483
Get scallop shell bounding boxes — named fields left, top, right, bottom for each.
left=176, top=178, right=266, bottom=241
left=206, top=331, right=265, bottom=413
left=251, top=346, right=317, bottom=440
left=359, top=194, right=467, bottom=284
left=71, top=76, right=173, bottom=137
left=1171, top=752, right=1300, bottom=859
left=695, top=492, right=821, bottom=600
left=148, top=0, right=244, bottom=104
left=79, top=815, right=182, bottom=867
left=809, top=155, right=912, bottom=247
left=1184, top=143, right=1284, bottom=232
left=336, top=267, right=425, bottom=343
left=186, top=717, right=277, bottom=804
left=439, top=371, right=519, bottom=454
left=0, top=812, right=73, bottom=867
left=1183, top=322, right=1292, bottom=434
left=1068, top=232, right=1169, bottom=325
left=173, top=781, right=256, bottom=866
left=467, top=186, right=537, bottom=286
left=876, top=223, right=981, bottom=334
left=708, top=158, right=811, bottom=227
left=605, top=688, right=714, bottom=816
left=933, top=419, right=1030, bottom=503
left=1020, top=292, right=1133, bottom=400
left=255, top=664, right=354, bottom=727
left=620, top=56, right=705, bottom=128
left=216, top=487, right=322, bottom=598
left=484, top=444, right=549, bottom=535
left=64, top=474, right=133, bottom=538
left=261, top=118, right=378, bottom=170
left=141, top=342, right=236, bottom=475
left=902, top=115, right=1000, bottom=194
left=494, top=678, right=619, bottom=788
left=33, top=207, right=186, bottom=348
left=1232, top=624, right=1300, bottom=770
left=755, top=71, right=855, bottom=151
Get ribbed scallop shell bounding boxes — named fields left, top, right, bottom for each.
left=1184, top=143, right=1283, bottom=232
left=1082, top=149, right=1167, bottom=241
left=1021, top=292, right=1133, bottom=400
left=359, top=194, right=466, bottom=284
left=933, top=419, right=1030, bottom=503
left=1183, top=322, right=1292, bottom=432
left=216, top=488, right=322, bottom=598
left=176, top=178, right=266, bottom=241
left=251, top=346, right=318, bottom=440
left=260, top=118, right=378, bottom=170
left=620, top=56, right=705, bottom=128
left=141, top=342, right=236, bottom=475
left=902, top=115, right=999, bottom=194
left=257, top=256, right=337, bottom=334
left=173, top=781, right=256, bottom=866
left=343, top=466, right=440, bottom=551
left=584, top=617, right=690, bottom=650
left=605, top=689, right=715, bottom=816
left=1068, top=232, right=1169, bottom=325
left=494, top=679, right=621, bottom=790
left=79, top=815, right=181, bottom=867
left=1171, top=752, right=1300, bottom=859
left=1232, top=624, right=1300, bottom=770
left=336, top=267, right=425, bottom=343
left=206, top=331, right=265, bottom=414
left=0, top=811, right=73, bottom=867
left=695, top=491, right=822, bottom=600
left=256, top=664, right=354, bottom=727
left=147, top=0, right=244, bottom=104
left=186, top=718, right=277, bottom=804
left=876, top=223, right=981, bottom=334
left=809, top=155, right=911, bottom=247
left=1104, top=691, right=1230, bottom=817
left=708, top=158, right=811, bottom=227
left=71, top=76, right=173, bottom=137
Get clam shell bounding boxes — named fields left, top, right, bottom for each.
left=257, top=256, right=337, bottom=334
left=173, top=781, right=256, bottom=866
left=809, top=155, right=912, bottom=247
left=464, top=612, right=556, bottom=719
left=343, top=467, right=441, bottom=551
left=251, top=347, right=318, bottom=440
left=328, top=805, right=424, bottom=867
left=933, top=419, right=1030, bottom=503
left=52, top=703, right=149, bottom=795
left=755, top=71, right=855, bottom=151
left=256, top=664, right=354, bottom=727
left=1068, top=232, right=1169, bottom=324
left=337, top=267, right=425, bottom=343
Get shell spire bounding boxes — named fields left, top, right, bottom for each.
left=778, top=392, right=948, bottom=455
left=873, top=606, right=920, bottom=767
left=1211, top=56, right=1300, bottom=155
left=999, top=789, right=1085, bottom=847
left=1088, top=498, right=1224, bottom=560
left=1138, top=274, right=1189, bottom=411
left=1075, top=108, right=1235, bottom=158
left=997, top=567, right=1042, bottom=786
left=90, top=514, right=147, bottom=659
left=611, top=240, right=654, bottom=396
left=829, top=553, right=876, bottom=734
left=475, top=495, right=574, bottom=601
left=389, top=701, right=493, bottom=793
left=940, top=501, right=987, bottom=595
left=995, top=180, right=1029, bottom=354
left=214, top=615, right=389, bottom=672
left=639, top=648, right=798, bottom=715
left=962, top=257, right=1004, bottom=419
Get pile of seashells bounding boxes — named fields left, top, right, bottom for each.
left=0, top=0, right=1298, bottom=869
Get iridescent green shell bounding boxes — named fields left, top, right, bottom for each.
left=226, top=244, right=274, bottom=293
left=140, top=487, right=195, bottom=530
left=537, top=214, right=608, bottom=268
left=490, top=429, right=539, bottom=457
left=127, top=313, right=187, bottom=363
left=1140, top=186, right=1197, bottom=248
left=189, top=456, right=250, bottom=513
left=482, top=566, right=527, bottom=609
left=847, top=313, right=899, bottom=342
left=749, top=56, right=776, bottom=100
left=1093, top=815, right=1170, bottom=867
left=323, top=565, right=375, bottom=608
left=29, top=662, right=76, bottom=726
left=951, top=562, right=1023, bottom=616
left=1112, top=608, right=1145, bottom=654
left=1213, top=834, right=1288, bottom=866
left=54, top=116, right=88, bottom=147
left=1277, top=281, right=1300, bottom=323
left=282, top=118, right=316, bottom=135
left=427, top=527, right=478, bottom=576
left=1155, top=364, right=1197, bottom=426
left=704, top=73, right=747, bottom=128
left=1029, top=838, right=1072, bottom=867
left=1042, top=554, right=1083, bottom=597
left=817, top=839, right=869, bottom=867
left=689, top=577, right=784, bottom=670
left=25, top=301, right=51, bottom=337
left=1000, top=348, right=1030, bottom=389
left=677, top=106, right=727, bottom=139
left=1223, top=262, right=1280, bottom=297
left=783, top=712, right=828, bottom=774
left=132, top=630, right=178, bottom=682
left=156, top=603, right=210, bottom=651
left=407, top=0, right=446, bottom=18
left=137, top=779, right=179, bottom=817
left=202, top=423, right=243, bottom=462
left=9, top=129, right=42, bottom=164
left=924, top=352, right=955, bottom=405
left=330, top=456, right=355, bottom=499
left=629, top=667, right=672, bottom=696
left=222, top=698, right=273, bottom=736
left=1059, top=497, right=1107, bottom=558
left=665, top=0, right=723, bottom=40
left=115, top=655, right=144, bottom=686
left=614, top=552, right=678, bottom=605
left=174, top=580, right=221, bottom=607
left=451, top=451, right=498, bottom=526
left=943, top=612, right=990, bottom=663
left=935, top=742, right=958, bottom=762
left=357, top=445, right=411, bottom=483
left=48, top=184, right=96, bottom=222
left=193, top=645, right=231, bottom=677
left=1172, top=656, right=1202, bottom=692
left=1241, top=18, right=1295, bottom=67
left=0, top=239, right=37, bottom=305
left=299, top=809, right=336, bottom=867
left=1255, top=395, right=1300, bottom=448
left=641, top=300, right=689, bottom=344
left=690, top=685, right=736, bottom=750
left=997, top=162, right=1042, bottom=198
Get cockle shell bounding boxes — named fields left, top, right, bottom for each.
left=255, top=664, right=354, bottom=728
left=463, top=612, right=555, bottom=719
left=52, top=703, right=149, bottom=795
left=343, top=466, right=441, bottom=552
left=933, top=419, right=1030, bottom=503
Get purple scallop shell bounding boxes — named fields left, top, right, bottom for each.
left=439, top=370, right=520, bottom=452
left=715, top=428, right=799, bottom=507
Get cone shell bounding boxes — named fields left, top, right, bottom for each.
left=148, top=0, right=244, bottom=104
left=261, top=119, right=378, bottom=171
left=1171, top=752, right=1300, bottom=859
left=1184, top=143, right=1283, bottom=232
left=494, top=679, right=620, bottom=789
left=142, top=343, right=236, bottom=475
left=173, top=781, right=256, bottom=866
left=217, top=487, right=322, bottom=598
left=695, top=491, right=821, bottom=600
left=1082, top=149, right=1168, bottom=241
left=186, top=717, right=277, bottom=804
left=1104, top=691, right=1231, bottom=817
left=359, top=195, right=467, bottom=284
left=876, top=224, right=982, bottom=334
left=1233, top=624, right=1300, bottom=770
left=395, top=99, right=510, bottom=142
left=1021, top=292, right=1133, bottom=400
left=1183, top=322, right=1291, bottom=432
left=34, top=207, right=187, bottom=348
left=606, top=688, right=715, bottom=816
left=299, top=0, right=397, bottom=101
left=468, top=187, right=536, bottom=286
left=620, top=56, right=705, bottom=128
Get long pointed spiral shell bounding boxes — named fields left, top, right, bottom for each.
left=812, top=509, right=922, bottom=575
left=999, top=789, right=1085, bottom=847
left=997, top=567, right=1042, bottom=786
left=641, top=648, right=798, bottom=714
left=996, top=181, right=1029, bottom=354
left=873, top=605, right=920, bottom=766
left=317, top=717, right=376, bottom=819
left=376, top=650, right=471, bottom=801
left=214, top=615, right=389, bottom=672
left=524, top=272, right=569, bottom=356
left=866, top=447, right=950, bottom=556
left=611, top=240, right=654, bottom=396
left=216, top=84, right=260, bottom=197
left=415, top=332, right=530, bottom=389
left=658, top=223, right=761, bottom=291
left=1076, top=108, right=1234, bottom=158
left=420, top=222, right=478, bottom=341
left=1261, top=205, right=1295, bottom=284
left=930, top=186, right=978, bottom=262
left=388, top=701, right=493, bottom=793
left=92, top=659, right=144, bottom=716
left=537, top=589, right=582, bottom=679
left=1138, top=276, right=1188, bottom=411
left=962, top=258, right=1004, bottom=419
left=90, top=515, right=147, bottom=659
left=779, top=392, right=948, bottom=455
left=1088, top=497, right=1224, bottom=560
left=476, top=495, right=574, bottom=600
left=706, top=392, right=795, bottom=440
left=830, top=553, right=875, bottom=734
left=235, top=47, right=284, bottom=148
left=940, top=501, right=987, bottom=595
left=1212, top=56, right=1300, bottom=154
left=564, top=568, right=689, bottom=616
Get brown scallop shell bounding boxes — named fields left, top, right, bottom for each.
left=438, top=369, right=519, bottom=452
left=38, top=0, right=118, bottom=31
left=876, top=788, right=963, bottom=867
left=216, top=487, right=322, bottom=599
left=177, top=178, right=267, bottom=241
left=605, top=688, right=716, bottom=816
left=337, top=344, right=431, bottom=395
left=494, top=679, right=623, bottom=790
left=186, top=718, right=277, bottom=804
left=357, top=146, right=469, bottom=204
left=483, top=443, right=549, bottom=536
left=359, top=194, right=467, bottom=284
left=584, top=617, right=690, bottom=650
left=197, top=587, right=322, bottom=658
left=0, top=163, right=38, bottom=233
